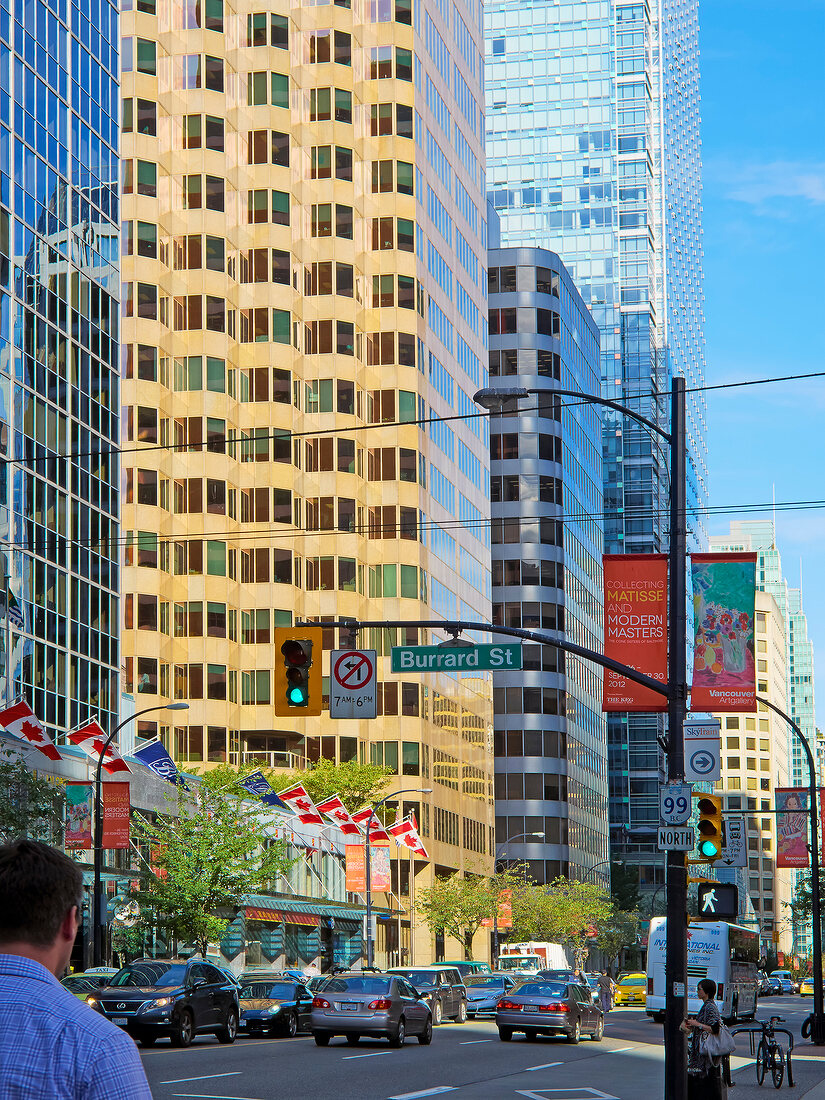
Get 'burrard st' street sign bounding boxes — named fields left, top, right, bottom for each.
left=390, top=644, right=522, bottom=673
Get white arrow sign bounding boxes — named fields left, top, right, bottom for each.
left=683, top=719, right=721, bottom=782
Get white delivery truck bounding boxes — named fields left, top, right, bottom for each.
left=497, top=942, right=570, bottom=975
left=646, top=917, right=758, bottom=1022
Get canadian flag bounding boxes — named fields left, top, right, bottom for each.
left=277, top=783, right=323, bottom=825
left=0, top=701, right=61, bottom=761
left=388, top=816, right=429, bottom=859
left=67, top=721, right=130, bottom=774
left=315, top=794, right=361, bottom=836
left=352, top=808, right=391, bottom=843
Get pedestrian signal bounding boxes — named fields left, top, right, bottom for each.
left=274, top=627, right=323, bottom=716
left=697, top=882, right=738, bottom=920
left=694, top=793, right=723, bottom=861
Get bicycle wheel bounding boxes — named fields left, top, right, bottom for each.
left=771, top=1047, right=784, bottom=1090
left=756, top=1039, right=767, bottom=1085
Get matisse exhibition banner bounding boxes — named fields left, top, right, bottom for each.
left=602, top=554, right=668, bottom=712
left=776, top=788, right=809, bottom=868
left=101, top=781, right=131, bottom=849
left=65, top=783, right=92, bottom=849
left=691, top=553, right=757, bottom=712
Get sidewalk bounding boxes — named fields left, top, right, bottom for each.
left=727, top=1046, right=825, bottom=1098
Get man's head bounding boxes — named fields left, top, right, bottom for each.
left=0, top=840, right=83, bottom=975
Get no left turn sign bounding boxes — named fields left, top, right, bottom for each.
left=330, top=649, right=377, bottom=719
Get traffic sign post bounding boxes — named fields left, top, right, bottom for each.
left=660, top=782, right=692, bottom=826
left=658, top=826, right=695, bottom=851
left=329, top=649, right=377, bottom=719
left=683, top=719, right=721, bottom=782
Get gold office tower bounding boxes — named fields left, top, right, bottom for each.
left=120, top=0, right=493, bottom=958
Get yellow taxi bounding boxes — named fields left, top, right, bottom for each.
left=800, top=978, right=820, bottom=996
left=613, top=972, right=647, bottom=1006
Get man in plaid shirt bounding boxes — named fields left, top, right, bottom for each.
left=0, top=840, right=151, bottom=1098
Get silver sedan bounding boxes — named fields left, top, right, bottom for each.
left=496, top=979, right=604, bottom=1043
left=311, top=973, right=432, bottom=1047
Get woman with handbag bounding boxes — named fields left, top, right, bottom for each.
left=680, top=978, right=726, bottom=1099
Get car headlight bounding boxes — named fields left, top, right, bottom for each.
left=267, top=1005, right=281, bottom=1015
left=151, top=997, right=172, bottom=1008
left=85, top=997, right=98, bottom=1007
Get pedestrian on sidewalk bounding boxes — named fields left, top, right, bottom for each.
left=0, top=839, right=152, bottom=1098
left=597, top=969, right=616, bottom=1015
left=681, top=977, right=724, bottom=1100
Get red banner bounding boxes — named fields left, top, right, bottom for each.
left=101, top=782, right=130, bottom=849
left=602, top=554, right=668, bottom=712
left=497, top=889, right=513, bottom=930
left=776, top=788, right=809, bottom=868
left=345, top=843, right=390, bottom=892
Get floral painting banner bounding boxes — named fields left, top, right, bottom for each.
left=776, top=788, right=809, bottom=868
left=691, top=553, right=757, bottom=712
left=65, top=782, right=92, bottom=849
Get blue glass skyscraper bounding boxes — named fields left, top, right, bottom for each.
left=1, top=0, right=120, bottom=734
left=485, top=0, right=706, bottom=887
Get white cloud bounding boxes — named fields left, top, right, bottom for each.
left=706, top=159, right=825, bottom=210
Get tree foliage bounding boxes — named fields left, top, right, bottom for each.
left=784, top=871, right=813, bottom=928
left=508, top=878, right=613, bottom=966
left=595, top=909, right=639, bottom=973
left=417, top=869, right=524, bottom=960
left=277, top=758, right=393, bottom=814
left=0, top=750, right=65, bottom=844
left=610, top=861, right=641, bottom=912
left=132, top=769, right=293, bottom=957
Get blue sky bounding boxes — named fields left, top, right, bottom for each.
left=701, top=0, right=825, bottom=720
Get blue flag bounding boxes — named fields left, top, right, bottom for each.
left=238, top=770, right=287, bottom=809
left=132, top=739, right=188, bottom=788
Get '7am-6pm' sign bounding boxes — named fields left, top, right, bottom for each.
left=390, top=644, right=522, bottom=673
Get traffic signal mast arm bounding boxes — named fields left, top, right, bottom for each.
left=300, top=618, right=671, bottom=702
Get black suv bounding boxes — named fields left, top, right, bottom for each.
left=89, top=959, right=240, bottom=1047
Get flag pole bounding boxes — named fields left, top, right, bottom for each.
left=3, top=571, right=10, bottom=707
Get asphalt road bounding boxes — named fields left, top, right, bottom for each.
left=139, top=998, right=822, bottom=1100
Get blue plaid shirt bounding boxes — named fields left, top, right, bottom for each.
left=0, top=954, right=152, bottom=1098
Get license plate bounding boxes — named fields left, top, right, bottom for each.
left=523, top=1006, right=539, bottom=1013
left=112, top=1017, right=129, bottom=1025
left=341, top=1003, right=359, bottom=1011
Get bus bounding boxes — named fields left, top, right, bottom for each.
left=646, top=918, right=759, bottom=1022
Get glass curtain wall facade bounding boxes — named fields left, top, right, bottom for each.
left=1, top=0, right=120, bottom=734
left=120, top=0, right=494, bottom=946
left=485, top=0, right=706, bottom=890
left=488, top=246, right=605, bottom=883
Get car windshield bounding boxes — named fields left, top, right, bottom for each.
left=538, top=970, right=573, bottom=981
left=513, top=982, right=566, bottom=998
left=240, top=981, right=296, bottom=999
left=466, top=977, right=508, bottom=989
left=619, top=977, right=645, bottom=986
left=586, top=977, right=598, bottom=987
left=109, top=964, right=187, bottom=988
left=320, top=977, right=391, bottom=995
left=62, top=976, right=93, bottom=989
left=498, top=958, right=537, bottom=971
left=392, top=970, right=439, bottom=986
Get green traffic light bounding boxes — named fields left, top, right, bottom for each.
left=288, top=685, right=308, bottom=705
left=699, top=840, right=720, bottom=858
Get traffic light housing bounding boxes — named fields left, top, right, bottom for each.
left=694, top=793, right=723, bottom=861
left=274, top=627, right=323, bottom=716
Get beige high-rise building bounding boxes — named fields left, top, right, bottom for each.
left=120, top=0, right=492, bottom=961
left=713, top=591, right=793, bottom=953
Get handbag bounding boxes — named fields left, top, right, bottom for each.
left=703, top=1022, right=736, bottom=1060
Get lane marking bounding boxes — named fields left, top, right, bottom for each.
left=162, top=1074, right=242, bottom=1085
left=388, top=1089, right=459, bottom=1099
left=525, top=1061, right=563, bottom=1071
left=604, top=1046, right=634, bottom=1053
left=459, top=1038, right=494, bottom=1045
left=172, top=1095, right=263, bottom=1100
left=342, top=1050, right=393, bottom=1060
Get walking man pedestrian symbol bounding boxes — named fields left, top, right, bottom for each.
left=701, top=889, right=717, bottom=914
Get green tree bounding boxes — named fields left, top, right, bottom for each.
left=132, top=770, right=293, bottom=958
left=277, top=758, right=393, bottom=814
left=596, top=909, right=639, bottom=975
left=610, top=861, right=641, bottom=912
left=417, top=869, right=524, bottom=960
left=512, top=878, right=613, bottom=967
left=0, top=750, right=65, bottom=844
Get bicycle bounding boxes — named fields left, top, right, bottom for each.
left=755, top=1016, right=790, bottom=1089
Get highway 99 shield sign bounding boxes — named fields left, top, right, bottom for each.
left=329, top=650, right=377, bottom=719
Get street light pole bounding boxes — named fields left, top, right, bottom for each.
left=92, top=702, right=188, bottom=967
left=493, top=831, right=543, bottom=967
left=364, top=788, right=431, bottom=969
left=757, top=695, right=825, bottom=1044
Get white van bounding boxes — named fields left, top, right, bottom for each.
left=646, top=918, right=759, bottom=1022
